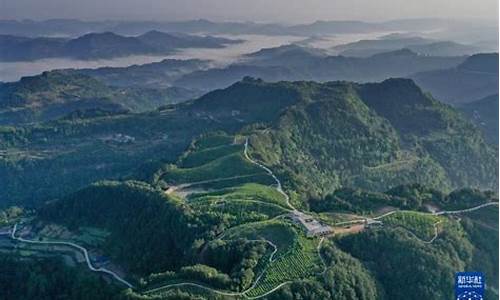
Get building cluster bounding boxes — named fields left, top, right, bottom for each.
left=289, top=211, right=333, bottom=237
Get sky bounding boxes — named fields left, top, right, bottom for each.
left=0, top=0, right=498, bottom=23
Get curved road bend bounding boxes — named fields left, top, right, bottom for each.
left=145, top=238, right=279, bottom=297
left=244, top=138, right=298, bottom=212
left=11, top=224, right=134, bottom=288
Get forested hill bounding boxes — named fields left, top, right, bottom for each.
left=0, top=70, right=198, bottom=125
left=239, top=78, right=497, bottom=201
left=0, top=78, right=496, bottom=207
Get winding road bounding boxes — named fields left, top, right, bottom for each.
left=10, top=224, right=134, bottom=288
left=334, top=202, right=498, bottom=244
left=335, top=202, right=499, bottom=226
left=434, top=202, right=498, bottom=215
left=244, top=138, right=298, bottom=212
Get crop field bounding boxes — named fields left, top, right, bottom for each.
left=180, top=144, right=243, bottom=168
left=37, top=224, right=110, bottom=247
left=382, top=211, right=442, bottom=241
left=163, top=152, right=267, bottom=184
left=190, top=199, right=288, bottom=226
left=188, top=183, right=290, bottom=209
left=187, top=174, right=276, bottom=190
left=223, top=220, right=296, bottom=258
left=245, top=234, right=322, bottom=298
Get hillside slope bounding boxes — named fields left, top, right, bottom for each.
left=411, top=53, right=499, bottom=104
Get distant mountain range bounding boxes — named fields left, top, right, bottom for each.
left=0, top=18, right=494, bottom=38
left=411, top=53, right=499, bottom=104
left=0, top=31, right=241, bottom=61
left=332, top=34, right=482, bottom=57
left=174, top=46, right=466, bottom=91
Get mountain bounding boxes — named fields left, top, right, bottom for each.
left=411, top=53, right=499, bottom=104
left=0, top=34, right=67, bottom=61
left=71, top=58, right=210, bottom=88
left=0, top=71, right=198, bottom=125
left=175, top=48, right=465, bottom=92
left=137, top=30, right=241, bottom=50
left=332, top=35, right=479, bottom=57
left=63, top=32, right=154, bottom=60
left=243, top=44, right=328, bottom=67
left=0, top=78, right=495, bottom=207
left=0, top=31, right=242, bottom=61
left=459, top=94, right=499, bottom=144
left=243, top=78, right=496, bottom=199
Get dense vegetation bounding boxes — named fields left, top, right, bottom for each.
left=336, top=224, right=473, bottom=299
left=248, top=79, right=496, bottom=202
left=0, top=255, right=122, bottom=300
